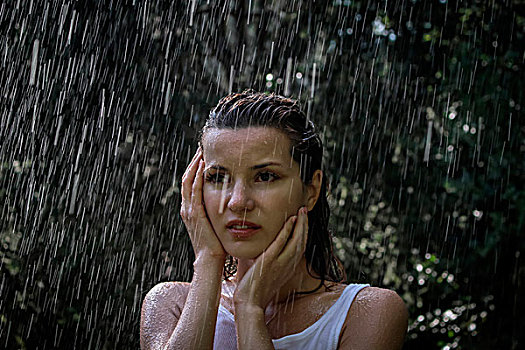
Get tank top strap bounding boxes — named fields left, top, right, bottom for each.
left=321, top=283, right=370, bottom=320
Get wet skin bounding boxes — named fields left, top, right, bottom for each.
left=201, top=126, right=325, bottom=313
left=201, top=127, right=317, bottom=259
left=139, top=126, right=409, bottom=349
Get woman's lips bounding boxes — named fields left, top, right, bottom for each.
left=227, top=227, right=261, bottom=238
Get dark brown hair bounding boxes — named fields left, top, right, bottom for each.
left=199, top=90, right=345, bottom=293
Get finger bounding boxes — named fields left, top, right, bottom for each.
left=300, top=209, right=309, bottom=253
left=280, top=207, right=308, bottom=263
left=182, top=147, right=202, bottom=180
left=181, top=149, right=201, bottom=203
left=264, top=215, right=298, bottom=258
left=181, top=148, right=203, bottom=204
left=191, top=159, right=205, bottom=209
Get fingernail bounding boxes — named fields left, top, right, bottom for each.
left=292, top=216, right=298, bottom=223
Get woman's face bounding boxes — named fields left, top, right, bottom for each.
left=201, top=126, right=317, bottom=260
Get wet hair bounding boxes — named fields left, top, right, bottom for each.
left=199, top=90, right=345, bottom=293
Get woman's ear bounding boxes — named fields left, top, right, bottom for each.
left=306, top=170, right=323, bottom=211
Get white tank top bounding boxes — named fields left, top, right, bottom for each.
left=213, top=283, right=370, bottom=349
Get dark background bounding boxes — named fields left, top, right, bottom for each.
left=1, top=0, right=524, bottom=349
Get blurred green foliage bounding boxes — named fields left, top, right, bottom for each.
left=1, top=0, right=523, bottom=349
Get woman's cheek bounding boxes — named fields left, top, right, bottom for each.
left=202, top=187, right=218, bottom=215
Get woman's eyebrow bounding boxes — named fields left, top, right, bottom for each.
left=205, top=162, right=283, bottom=171
left=205, top=164, right=227, bottom=172
left=252, top=162, right=283, bottom=169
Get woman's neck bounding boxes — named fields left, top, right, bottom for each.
left=233, top=256, right=323, bottom=306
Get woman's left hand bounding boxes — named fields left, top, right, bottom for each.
left=232, top=206, right=309, bottom=310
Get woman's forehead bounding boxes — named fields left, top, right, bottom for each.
left=202, top=127, right=290, bottom=151
left=202, top=127, right=294, bottom=167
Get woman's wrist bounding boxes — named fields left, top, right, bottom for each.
left=233, top=300, right=264, bottom=314
left=234, top=302, right=265, bottom=324
left=193, top=251, right=225, bottom=268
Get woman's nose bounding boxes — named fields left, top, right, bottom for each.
left=226, top=181, right=255, bottom=213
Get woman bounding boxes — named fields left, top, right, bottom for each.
left=140, top=91, right=408, bottom=349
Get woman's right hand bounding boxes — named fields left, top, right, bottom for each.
left=180, top=146, right=227, bottom=263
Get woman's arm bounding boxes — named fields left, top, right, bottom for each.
left=140, top=256, right=224, bottom=350
left=233, top=207, right=308, bottom=349
left=338, top=287, right=408, bottom=350
left=141, top=148, right=228, bottom=349
left=234, top=304, right=274, bottom=349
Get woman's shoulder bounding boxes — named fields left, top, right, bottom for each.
left=339, top=285, right=408, bottom=349
left=317, top=281, right=366, bottom=301
left=145, top=281, right=191, bottom=298
left=140, top=282, right=192, bottom=349
left=351, top=285, right=404, bottom=305
left=146, top=281, right=191, bottom=294
left=142, top=281, right=191, bottom=315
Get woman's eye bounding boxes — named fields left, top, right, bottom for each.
left=256, top=171, right=279, bottom=182
left=205, top=171, right=279, bottom=184
left=205, top=172, right=228, bottom=184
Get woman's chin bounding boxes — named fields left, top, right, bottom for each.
left=225, top=245, right=265, bottom=260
